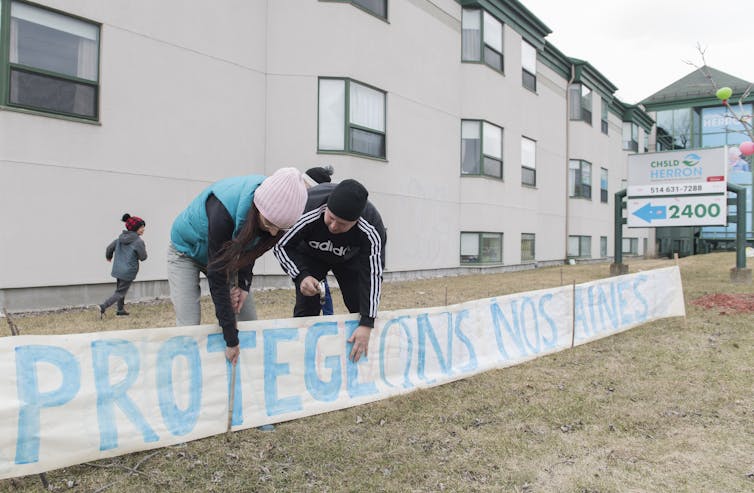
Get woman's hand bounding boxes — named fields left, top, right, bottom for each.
left=225, top=345, right=240, bottom=365
left=230, top=286, right=248, bottom=314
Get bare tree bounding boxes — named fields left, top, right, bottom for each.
left=684, top=43, right=753, bottom=143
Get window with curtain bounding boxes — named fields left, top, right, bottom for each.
left=318, top=78, right=386, bottom=159
left=569, top=83, right=591, bottom=124
left=351, top=0, right=386, bottom=19
left=521, top=136, right=536, bottom=186
left=622, top=122, right=639, bottom=151
left=521, top=40, right=536, bottom=91
left=4, top=1, right=100, bottom=119
left=461, top=120, right=502, bottom=179
left=600, top=236, right=608, bottom=258
left=622, top=237, right=638, bottom=255
left=569, top=159, right=592, bottom=199
left=600, top=167, right=608, bottom=203
left=521, top=233, right=535, bottom=261
left=461, top=232, right=503, bottom=264
left=601, top=98, right=609, bottom=134
left=461, top=8, right=503, bottom=72
left=568, top=235, right=591, bottom=258
left=321, top=0, right=387, bottom=19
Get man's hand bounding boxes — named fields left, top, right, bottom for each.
left=230, top=286, right=248, bottom=314
left=225, top=345, right=240, bottom=365
left=299, top=276, right=321, bottom=297
left=347, top=325, right=372, bottom=363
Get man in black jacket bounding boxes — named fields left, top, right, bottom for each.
left=274, top=179, right=386, bottom=362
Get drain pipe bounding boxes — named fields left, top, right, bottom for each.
left=564, top=63, right=575, bottom=263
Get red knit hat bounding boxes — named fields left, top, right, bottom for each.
left=123, top=213, right=145, bottom=231
left=253, top=168, right=307, bottom=229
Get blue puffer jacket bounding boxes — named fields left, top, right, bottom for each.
left=170, top=175, right=265, bottom=265
left=106, top=231, right=147, bottom=281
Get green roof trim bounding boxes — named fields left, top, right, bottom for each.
left=641, top=66, right=754, bottom=110
left=569, top=58, right=618, bottom=100
left=620, top=103, right=654, bottom=132
left=540, top=41, right=570, bottom=79
left=457, top=0, right=551, bottom=50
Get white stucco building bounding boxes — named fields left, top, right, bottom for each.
left=0, top=0, right=653, bottom=311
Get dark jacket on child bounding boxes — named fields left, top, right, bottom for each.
left=106, top=231, right=148, bottom=281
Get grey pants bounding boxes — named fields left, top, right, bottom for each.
left=166, top=243, right=257, bottom=327
left=102, top=278, right=132, bottom=312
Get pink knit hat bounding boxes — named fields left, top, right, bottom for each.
left=253, top=167, right=307, bottom=229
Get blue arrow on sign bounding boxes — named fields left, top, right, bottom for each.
left=633, top=203, right=667, bottom=223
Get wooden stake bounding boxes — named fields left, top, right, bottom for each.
left=673, top=254, right=688, bottom=329
left=570, top=281, right=576, bottom=348
left=226, top=361, right=237, bottom=434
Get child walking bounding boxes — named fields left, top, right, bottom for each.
left=99, top=213, right=147, bottom=318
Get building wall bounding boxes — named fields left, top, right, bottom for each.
left=0, top=0, right=648, bottom=311
left=1, top=0, right=270, bottom=299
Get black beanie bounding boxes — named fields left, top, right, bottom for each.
left=305, top=166, right=333, bottom=185
left=327, top=179, right=368, bottom=221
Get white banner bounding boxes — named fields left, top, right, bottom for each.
left=0, top=267, right=685, bottom=479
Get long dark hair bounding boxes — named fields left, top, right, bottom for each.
left=209, top=204, right=282, bottom=276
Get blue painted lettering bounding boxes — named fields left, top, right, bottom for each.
left=304, top=322, right=342, bottom=402
left=156, top=337, right=202, bottom=436
left=14, top=345, right=81, bottom=464
left=264, top=328, right=302, bottom=416
left=91, top=340, right=158, bottom=451
left=207, top=331, right=256, bottom=426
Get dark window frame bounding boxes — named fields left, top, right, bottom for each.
left=1, top=0, right=101, bottom=121
left=460, top=231, right=504, bottom=265
left=569, top=159, right=592, bottom=199
left=521, top=233, right=535, bottom=262
left=461, top=8, right=504, bottom=74
left=318, top=77, right=387, bottom=160
left=461, top=119, right=503, bottom=180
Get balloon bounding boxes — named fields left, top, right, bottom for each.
left=716, top=87, right=733, bottom=100
left=740, top=141, right=754, bottom=157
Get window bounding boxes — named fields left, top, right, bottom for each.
left=323, top=0, right=387, bottom=19
left=352, top=0, right=386, bottom=18
left=2, top=1, right=100, bottom=119
left=462, top=8, right=503, bottom=72
left=600, top=167, right=608, bottom=203
left=568, top=235, right=591, bottom=258
left=656, top=108, right=693, bottom=150
left=601, top=98, right=609, bottom=134
left=318, top=78, right=386, bottom=159
left=461, top=120, right=503, bottom=179
left=622, top=122, right=639, bottom=152
left=521, top=136, right=536, bottom=186
left=700, top=104, right=754, bottom=147
left=521, top=233, right=535, bottom=262
left=521, top=41, right=536, bottom=91
left=461, top=232, right=503, bottom=264
left=569, top=83, right=591, bottom=124
left=622, top=237, right=638, bottom=255
left=569, top=159, right=592, bottom=199
left=600, top=236, right=608, bottom=258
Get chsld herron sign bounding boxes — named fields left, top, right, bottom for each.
left=627, top=147, right=727, bottom=228
left=0, top=267, right=685, bottom=480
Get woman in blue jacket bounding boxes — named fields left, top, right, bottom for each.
left=168, top=167, right=307, bottom=363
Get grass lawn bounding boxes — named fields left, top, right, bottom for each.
left=2, top=252, right=753, bottom=492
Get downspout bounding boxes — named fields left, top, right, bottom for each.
left=564, top=63, right=575, bottom=263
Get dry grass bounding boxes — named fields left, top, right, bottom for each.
left=2, top=252, right=753, bottom=492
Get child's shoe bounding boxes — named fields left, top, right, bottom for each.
left=116, top=310, right=130, bottom=316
